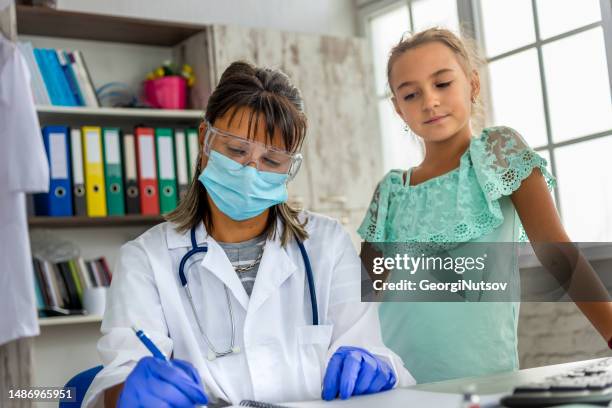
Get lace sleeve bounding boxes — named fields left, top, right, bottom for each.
left=357, top=173, right=396, bottom=242
left=471, top=126, right=556, bottom=201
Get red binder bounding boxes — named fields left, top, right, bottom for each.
left=135, top=127, right=160, bottom=215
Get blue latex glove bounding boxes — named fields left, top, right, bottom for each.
left=118, top=356, right=208, bottom=408
left=321, top=346, right=396, bottom=401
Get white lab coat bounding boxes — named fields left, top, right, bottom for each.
left=0, top=34, right=49, bottom=346
left=83, top=212, right=414, bottom=406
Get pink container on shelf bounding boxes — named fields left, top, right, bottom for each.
left=143, top=76, right=187, bottom=110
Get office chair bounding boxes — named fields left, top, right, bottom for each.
left=59, top=365, right=103, bottom=408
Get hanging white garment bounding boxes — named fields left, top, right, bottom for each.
left=0, top=34, right=49, bottom=346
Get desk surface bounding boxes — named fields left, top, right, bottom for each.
left=277, top=358, right=608, bottom=407
left=411, top=358, right=605, bottom=395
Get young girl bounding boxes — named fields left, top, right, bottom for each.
left=358, top=28, right=612, bottom=384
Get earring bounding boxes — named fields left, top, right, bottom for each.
left=403, top=124, right=410, bottom=132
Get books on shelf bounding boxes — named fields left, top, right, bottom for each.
left=18, top=41, right=99, bottom=107
left=32, top=256, right=111, bottom=317
left=33, top=125, right=197, bottom=217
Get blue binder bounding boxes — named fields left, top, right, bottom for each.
left=34, top=126, right=73, bottom=216
left=46, top=49, right=76, bottom=106
left=34, top=48, right=61, bottom=105
left=60, top=50, right=85, bottom=106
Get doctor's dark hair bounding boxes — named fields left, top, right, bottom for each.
left=166, top=61, right=309, bottom=245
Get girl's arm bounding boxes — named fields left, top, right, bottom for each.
left=511, top=168, right=612, bottom=342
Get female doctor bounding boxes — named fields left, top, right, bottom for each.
left=84, top=61, right=414, bottom=408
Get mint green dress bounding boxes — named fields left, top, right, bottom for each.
left=358, top=126, right=555, bottom=384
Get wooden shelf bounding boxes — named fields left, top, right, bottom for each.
left=36, top=105, right=204, bottom=119
left=39, top=315, right=103, bottom=327
left=28, top=215, right=165, bottom=229
left=36, top=106, right=204, bottom=125
left=16, top=5, right=205, bottom=46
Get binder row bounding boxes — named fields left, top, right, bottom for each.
left=32, top=257, right=111, bottom=315
left=17, top=42, right=99, bottom=107
left=34, top=126, right=200, bottom=217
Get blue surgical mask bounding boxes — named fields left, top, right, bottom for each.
left=199, top=151, right=289, bottom=221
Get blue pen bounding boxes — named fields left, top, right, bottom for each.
left=132, top=326, right=168, bottom=361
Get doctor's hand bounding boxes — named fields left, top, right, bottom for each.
left=118, top=356, right=208, bottom=408
left=321, top=346, right=396, bottom=401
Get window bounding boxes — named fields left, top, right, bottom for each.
left=360, top=0, right=612, bottom=241
left=367, top=4, right=415, bottom=173
left=480, top=0, right=612, bottom=240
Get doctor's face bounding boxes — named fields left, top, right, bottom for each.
left=198, top=107, right=288, bottom=171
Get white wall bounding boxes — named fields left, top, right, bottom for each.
left=57, top=0, right=358, bottom=37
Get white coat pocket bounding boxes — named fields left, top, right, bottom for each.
left=297, top=324, right=333, bottom=399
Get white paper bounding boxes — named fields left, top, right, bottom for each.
left=188, top=131, right=199, bottom=174
left=49, top=133, right=68, bottom=179
left=56, top=49, right=66, bottom=66
left=70, top=129, right=84, bottom=183
left=174, top=131, right=188, bottom=184
left=104, top=130, right=120, bottom=164
left=158, top=137, right=175, bottom=180
left=86, top=131, right=101, bottom=163
left=123, top=134, right=137, bottom=180
left=139, top=136, right=156, bottom=179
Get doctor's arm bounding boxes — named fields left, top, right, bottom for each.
left=321, top=224, right=415, bottom=400
left=84, top=240, right=206, bottom=408
left=511, top=168, right=612, bottom=343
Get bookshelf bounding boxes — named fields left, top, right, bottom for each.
left=16, top=5, right=203, bottom=46
left=28, top=215, right=165, bottom=229
left=39, top=315, right=103, bottom=327
left=14, top=5, right=215, bottom=389
left=36, top=105, right=204, bottom=120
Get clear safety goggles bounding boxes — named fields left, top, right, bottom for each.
left=203, top=122, right=303, bottom=181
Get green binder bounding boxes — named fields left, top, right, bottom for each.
left=102, top=128, right=126, bottom=215
left=155, top=128, right=178, bottom=214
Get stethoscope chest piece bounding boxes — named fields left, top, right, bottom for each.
left=207, top=346, right=241, bottom=361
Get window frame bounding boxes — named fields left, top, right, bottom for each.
left=358, top=0, right=612, bottom=221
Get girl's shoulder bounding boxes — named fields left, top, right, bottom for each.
left=357, top=170, right=406, bottom=242
left=470, top=125, right=555, bottom=200
left=378, top=168, right=405, bottom=187
left=473, top=125, right=530, bottom=154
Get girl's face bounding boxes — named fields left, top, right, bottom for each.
left=390, top=41, right=479, bottom=143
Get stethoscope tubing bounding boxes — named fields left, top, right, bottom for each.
left=178, top=226, right=318, bottom=360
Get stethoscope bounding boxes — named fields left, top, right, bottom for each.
left=178, top=226, right=318, bottom=361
